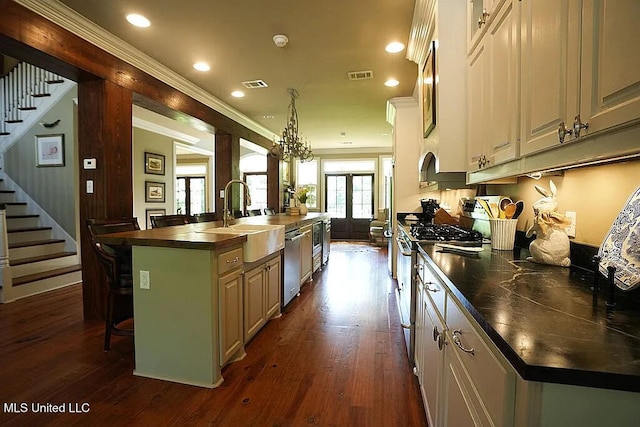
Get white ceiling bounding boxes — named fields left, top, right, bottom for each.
left=57, top=0, right=419, bottom=151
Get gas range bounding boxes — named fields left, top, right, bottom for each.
left=407, top=222, right=484, bottom=247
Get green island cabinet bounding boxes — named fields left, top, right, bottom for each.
left=131, top=243, right=281, bottom=388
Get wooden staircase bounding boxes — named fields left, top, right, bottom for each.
left=1, top=186, right=81, bottom=303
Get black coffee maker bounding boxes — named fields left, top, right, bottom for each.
left=419, top=199, right=440, bottom=223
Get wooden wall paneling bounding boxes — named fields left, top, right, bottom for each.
left=266, top=155, right=280, bottom=212
left=78, top=79, right=133, bottom=320
left=215, top=133, right=233, bottom=218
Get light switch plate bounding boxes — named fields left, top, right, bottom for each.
left=83, top=158, right=96, bottom=169
left=86, top=180, right=94, bottom=194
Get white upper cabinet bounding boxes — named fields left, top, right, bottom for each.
left=521, top=0, right=640, bottom=156
left=467, top=0, right=520, bottom=172
left=520, top=0, right=582, bottom=156
left=580, top=0, right=640, bottom=135
left=467, top=0, right=505, bottom=52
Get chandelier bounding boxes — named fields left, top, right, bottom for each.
left=269, top=88, right=314, bottom=163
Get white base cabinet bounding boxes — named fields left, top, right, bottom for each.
left=244, top=253, right=282, bottom=343
left=415, top=248, right=640, bottom=426
left=219, top=267, right=244, bottom=366
left=414, top=250, right=515, bottom=426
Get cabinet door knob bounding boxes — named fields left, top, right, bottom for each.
left=558, top=121, right=573, bottom=143
left=573, top=114, right=589, bottom=138
left=477, top=8, right=490, bottom=28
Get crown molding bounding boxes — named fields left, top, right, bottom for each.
left=14, top=0, right=278, bottom=141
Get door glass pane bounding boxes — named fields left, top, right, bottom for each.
left=176, top=177, right=186, bottom=214
left=245, top=174, right=268, bottom=209
left=352, top=175, right=373, bottom=219
left=189, top=177, right=206, bottom=214
left=326, top=175, right=346, bottom=218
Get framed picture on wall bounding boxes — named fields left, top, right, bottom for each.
left=422, top=40, right=436, bottom=138
left=145, top=181, right=166, bottom=203
left=144, top=152, right=165, bottom=175
left=146, top=208, right=166, bottom=229
left=35, top=134, right=65, bottom=167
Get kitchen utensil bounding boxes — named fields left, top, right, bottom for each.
left=489, top=203, right=500, bottom=219
left=477, top=198, right=494, bottom=218
left=504, top=203, right=517, bottom=219
left=512, top=200, right=525, bottom=219
left=499, top=197, right=513, bottom=218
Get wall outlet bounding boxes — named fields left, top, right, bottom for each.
left=565, top=211, right=576, bottom=238
left=140, top=270, right=150, bottom=289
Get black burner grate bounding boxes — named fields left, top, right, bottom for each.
left=410, top=223, right=483, bottom=244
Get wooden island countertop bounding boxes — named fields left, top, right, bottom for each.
left=96, top=212, right=330, bottom=250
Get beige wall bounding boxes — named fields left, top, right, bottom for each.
left=133, top=128, right=176, bottom=229
left=488, top=159, right=640, bottom=247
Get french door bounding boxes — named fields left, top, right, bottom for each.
left=176, top=176, right=205, bottom=215
left=325, top=173, right=374, bottom=240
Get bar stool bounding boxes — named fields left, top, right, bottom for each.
left=150, top=214, right=196, bottom=228
left=86, top=217, right=140, bottom=351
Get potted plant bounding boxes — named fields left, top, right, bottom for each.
left=296, top=186, right=314, bottom=215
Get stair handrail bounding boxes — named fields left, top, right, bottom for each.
left=0, top=203, right=14, bottom=302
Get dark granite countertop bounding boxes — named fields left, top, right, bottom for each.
left=417, top=240, right=640, bottom=392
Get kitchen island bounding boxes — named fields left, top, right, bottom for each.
left=96, top=213, right=330, bottom=388
left=412, top=234, right=640, bottom=426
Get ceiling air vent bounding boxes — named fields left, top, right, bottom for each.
left=242, top=79, right=269, bottom=89
left=347, top=70, right=374, bottom=81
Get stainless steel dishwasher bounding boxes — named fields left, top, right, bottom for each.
left=283, top=230, right=303, bottom=306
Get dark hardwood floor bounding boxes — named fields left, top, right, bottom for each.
left=0, top=242, right=427, bottom=426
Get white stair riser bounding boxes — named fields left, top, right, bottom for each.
left=5, top=205, right=29, bottom=216
left=9, top=241, right=65, bottom=260
left=2, top=271, right=82, bottom=303
left=7, top=216, right=39, bottom=229
left=7, top=229, right=52, bottom=244
left=11, top=254, right=79, bottom=278
left=0, top=193, right=17, bottom=203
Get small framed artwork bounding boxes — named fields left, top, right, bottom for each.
left=422, top=40, right=436, bottom=138
left=145, top=181, right=166, bottom=203
left=35, top=134, right=65, bottom=167
left=146, top=208, right=166, bottom=229
left=144, top=152, right=165, bottom=175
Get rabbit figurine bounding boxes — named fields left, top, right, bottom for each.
left=525, top=181, right=572, bottom=267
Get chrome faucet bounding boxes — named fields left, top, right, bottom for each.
left=223, top=179, right=251, bottom=227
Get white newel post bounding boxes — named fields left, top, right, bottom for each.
left=0, top=204, right=13, bottom=303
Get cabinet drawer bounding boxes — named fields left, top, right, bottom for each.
left=420, top=264, right=446, bottom=319
left=218, top=248, right=243, bottom=275
left=447, top=298, right=515, bottom=427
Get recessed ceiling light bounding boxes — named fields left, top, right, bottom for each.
left=385, top=42, right=405, bottom=53
left=385, top=79, right=400, bottom=87
left=193, top=62, right=210, bottom=72
left=231, top=90, right=245, bottom=98
left=126, top=14, right=150, bottom=28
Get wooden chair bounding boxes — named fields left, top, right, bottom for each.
left=150, top=214, right=196, bottom=228
left=194, top=212, right=217, bottom=223
left=86, top=217, right=140, bottom=351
